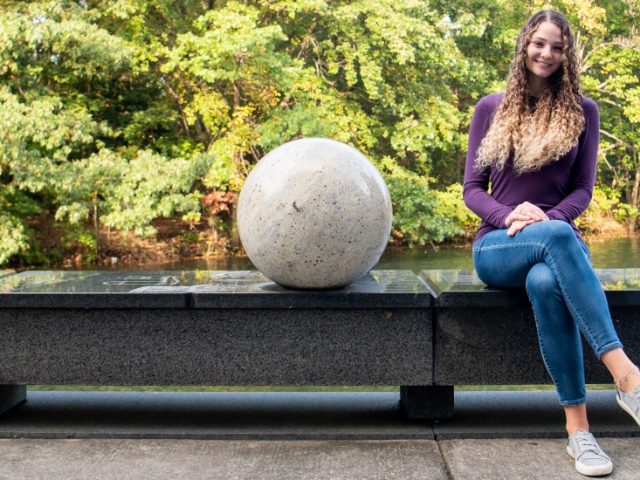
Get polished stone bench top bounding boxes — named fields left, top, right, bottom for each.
left=422, top=268, right=640, bottom=307
left=0, top=270, right=430, bottom=309
left=3, top=268, right=637, bottom=309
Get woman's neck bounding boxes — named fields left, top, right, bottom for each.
left=528, top=77, right=548, bottom=97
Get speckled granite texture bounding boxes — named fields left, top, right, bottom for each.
left=0, top=270, right=432, bottom=388
left=0, top=309, right=431, bottom=386
left=237, top=138, right=392, bottom=289
left=423, top=269, right=640, bottom=385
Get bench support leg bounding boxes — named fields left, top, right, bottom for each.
left=400, top=385, right=454, bottom=420
left=0, top=385, right=26, bottom=416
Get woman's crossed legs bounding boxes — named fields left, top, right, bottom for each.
left=473, top=220, right=638, bottom=434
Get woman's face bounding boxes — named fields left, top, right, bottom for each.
left=525, top=21, right=564, bottom=85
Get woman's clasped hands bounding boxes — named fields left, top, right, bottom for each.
left=504, top=201, right=549, bottom=236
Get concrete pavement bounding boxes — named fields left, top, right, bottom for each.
left=0, top=390, right=639, bottom=479
left=2, top=437, right=640, bottom=479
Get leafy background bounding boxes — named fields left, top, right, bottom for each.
left=1, top=0, right=638, bottom=266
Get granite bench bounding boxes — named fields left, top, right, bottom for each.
left=0, top=270, right=446, bottom=419
left=422, top=269, right=640, bottom=409
left=1, top=268, right=638, bottom=420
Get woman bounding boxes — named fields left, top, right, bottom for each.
left=463, top=9, right=640, bottom=477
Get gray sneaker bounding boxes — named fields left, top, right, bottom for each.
left=616, top=385, right=640, bottom=427
left=566, top=431, right=613, bottom=477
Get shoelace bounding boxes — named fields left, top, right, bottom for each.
left=574, top=435, right=605, bottom=459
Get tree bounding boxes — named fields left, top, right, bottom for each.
left=0, top=1, right=210, bottom=263
left=1, top=0, right=638, bottom=265
left=573, top=0, right=640, bottom=229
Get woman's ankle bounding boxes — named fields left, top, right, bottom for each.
left=565, top=404, right=589, bottom=436
left=566, top=424, right=589, bottom=436
left=616, top=366, right=640, bottom=392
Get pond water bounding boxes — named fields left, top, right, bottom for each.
left=155, top=235, right=640, bottom=272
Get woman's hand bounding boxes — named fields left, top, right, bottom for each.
left=505, top=201, right=549, bottom=236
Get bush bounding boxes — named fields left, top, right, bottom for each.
left=383, top=160, right=476, bottom=247
left=576, top=186, right=636, bottom=234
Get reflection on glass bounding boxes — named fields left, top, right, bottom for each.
left=422, top=269, right=640, bottom=293
left=0, top=271, right=195, bottom=293
left=0, top=270, right=429, bottom=294
left=598, top=269, right=640, bottom=290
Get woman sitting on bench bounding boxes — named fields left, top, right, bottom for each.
left=463, top=9, right=640, bottom=477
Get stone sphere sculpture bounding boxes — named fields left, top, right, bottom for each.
left=237, top=138, right=392, bottom=290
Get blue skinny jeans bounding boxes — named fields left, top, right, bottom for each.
left=472, top=220, right=622, bottom=406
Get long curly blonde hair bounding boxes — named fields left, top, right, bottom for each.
left=475, top=10, right=584, bottom=174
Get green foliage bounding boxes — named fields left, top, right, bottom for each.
left=0, top=1, right=213, bottom=262
left=433, top=183, right=481, bottom=237
left=577, top=185, right=639, bottom=233
left=0, top=179, right=43, bottom=264
left=572, top=0, right=640, bottom=226
left=61, top=227, right=98, bottom=265
left=383, top=161, right=473, bottom=247
left=0, top=213, right=30, bottom=264
left=98, top=151, right=211, bottom=236
left=0, top=0, right=638, bottom=265
left=55, top=149, right=212, bottom=237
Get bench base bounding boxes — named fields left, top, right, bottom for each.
left=400, top=385, right=453, bottom=420
left=0, top=385, right=26, bottom=415
left=0, top=386, right=454, bottom=420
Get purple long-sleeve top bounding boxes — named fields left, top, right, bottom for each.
left=463, top=93, right=600, bottom=242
